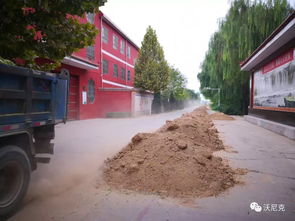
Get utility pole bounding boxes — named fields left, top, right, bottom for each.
left=202, top=87, right=221, bottom=107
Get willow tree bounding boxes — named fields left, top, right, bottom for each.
left=135, top=26, right=169, bottom=113
left=198, top=0, right=293, bottom=114
left=0, top=0, right=107, bottom=71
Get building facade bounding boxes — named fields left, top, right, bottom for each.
left=240, top=11, right=295, bottom=138
left=59, top=12, right=153, bottom=120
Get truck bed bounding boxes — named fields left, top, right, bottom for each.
left=0, top=64, right=68, bottom=133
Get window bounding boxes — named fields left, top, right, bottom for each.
left=102, top=26, right=108, bottom=43
left=120, top=67, right=126, bottom=80
left=113, top=64, right=118, bottom=77
left=120, top=41, right=125, bottom=54
left=133, top=58, right=137, bottom=65
left=86, top=45, right=95, bottom=60
left=127, top=46, right=131, bottom=58
left=88, top=79, right=95, bottom=103
left=86, top=13, right=94, bottom=24
left=113, top=35, right=119, bottom=50
left=102, top=59, right=108, bottom=74
left=127, top=70, right=131, bottom=81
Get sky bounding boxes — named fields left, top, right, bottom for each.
left=101, top=0, right=295, bottom=92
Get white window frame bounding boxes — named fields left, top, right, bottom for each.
left=120, top=67, right=126, bottom=80
left=127, top=46, right=131, bottom=58
left=120, top=40, right=125, bottom=54
left=86, top=13, right=95, bottom=24
left=87, top=79, right=95, bottom=103
left=102, top=59, right=108, bottom=74
left=113, top=35, right=119, bottom=50
left=113, top=64, right=118, bottom=77
left=102, top=26, right=108, bottom=43
left=86, top=45, right=95, bottom=60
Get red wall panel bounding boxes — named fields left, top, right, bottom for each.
left=97, top=91, right=132, bottom=117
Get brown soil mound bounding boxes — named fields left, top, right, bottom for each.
left=103, top=106, right=243, bottom=198
left=209, top=112, right=235, bottom=121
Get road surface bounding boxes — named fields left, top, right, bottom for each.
left=8, top=107, right=295, bottom=221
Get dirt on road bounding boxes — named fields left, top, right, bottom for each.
left=209, top=112, right=235, bottom=121
left=103, top=107, right=245, bottom=198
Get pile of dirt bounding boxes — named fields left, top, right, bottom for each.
left=209, top=112, right=235, bottom=121
left=103, top=106, right=244, bottom=198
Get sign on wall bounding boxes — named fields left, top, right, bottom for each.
left=253, top=48, right=295, bottom=110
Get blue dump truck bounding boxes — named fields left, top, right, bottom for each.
left=0, top=63, right=68, bottom=217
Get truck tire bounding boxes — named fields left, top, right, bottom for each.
left=0, top=146, right=31, bottom=218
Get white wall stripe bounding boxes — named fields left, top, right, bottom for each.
left=102, top=50, right=134, bottom=68
left=102, top=79, right=134, bottom=89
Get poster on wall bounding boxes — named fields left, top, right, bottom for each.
left=82, top=91, right=87, bottom=105
left=253, top=48, right=295, bottom=109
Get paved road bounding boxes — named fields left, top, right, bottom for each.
left=8, top=108, right=295, bottom=221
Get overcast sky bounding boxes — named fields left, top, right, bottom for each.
left=101, top=0, right=295, bottom=92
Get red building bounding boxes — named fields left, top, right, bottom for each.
left=61, top=12, right=153, bottom=120
left=240, top=11, right=295, bottom=139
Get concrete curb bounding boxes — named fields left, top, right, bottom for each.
left=244, top=115, right=295, bottom=140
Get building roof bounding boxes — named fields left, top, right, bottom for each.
left=240, top=10, right=295, bottom=72
left=100, top=11, right=139, bottom=50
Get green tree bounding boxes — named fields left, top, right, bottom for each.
left=134, top=26, right=169, bottom=92
left=162, top=67, right=200, bottom=111
left=186, top=89, right=200, bottom=100
left=0, top=0, right=107, bottom=71
left=198, top=0, right=292, bottom=115
left=134, top=26, right=169, bottom=113
left=163, top=67, right=187, bottom=98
